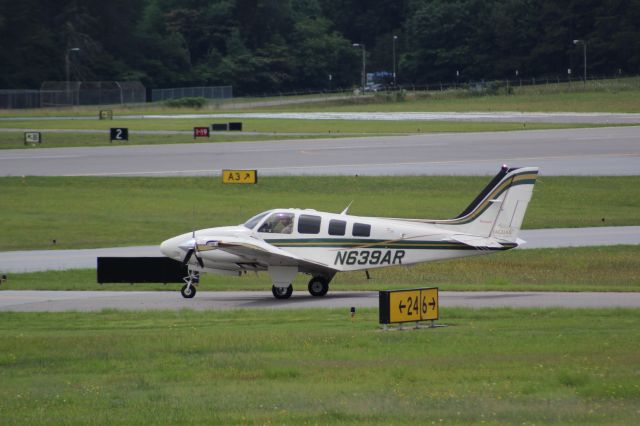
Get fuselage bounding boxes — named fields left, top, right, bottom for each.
left=160, top=208, right=516, bottom=275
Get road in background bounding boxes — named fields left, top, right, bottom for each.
left=1, top=227, right=638, bottom=273
left=1, top=290, right=639, bottom=312
left=1, top=127, right=639, bottom=176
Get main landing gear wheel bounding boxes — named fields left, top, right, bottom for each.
left=181, top=284, right=196, bottom=298
left=308, top=277, right=329, bottom=297
left=272, top=285, right=293, bottom=299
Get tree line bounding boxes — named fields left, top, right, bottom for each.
left=1, top=0, right=638, bottom=94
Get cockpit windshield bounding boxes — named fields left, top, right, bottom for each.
left=242, top=210, right=271, bottom=229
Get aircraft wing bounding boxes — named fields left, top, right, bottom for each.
left=196, top=236, right=337, bottom=273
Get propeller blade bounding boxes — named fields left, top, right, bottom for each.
left=195, top=253, right=204, bottom=268
left=182, top=248, right=194, bottom=266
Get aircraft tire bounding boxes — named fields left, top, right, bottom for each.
left=181, top=284, right=197, bottom=299
left=272, top=285, right=293, bottom=299
left=308, top=277, right=329, bottom=297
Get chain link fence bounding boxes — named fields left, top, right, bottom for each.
left=0, top=90, right=41, bottom=109
left=39, top=81, right=146, bottom=107
left=151, top=86, right=232, bottom=102
left=0, top=81, right=147, bottom=109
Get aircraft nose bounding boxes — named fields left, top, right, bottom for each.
left=160, top=237, right=181, bottom=259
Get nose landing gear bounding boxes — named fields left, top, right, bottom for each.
left=181, top=270, right=199, bottom=299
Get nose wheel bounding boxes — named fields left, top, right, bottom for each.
left=181, top=270, right=199, bottom=299
left=308, top=276, right=329, bottom=297
left=181, top=284, right=196, bottom=298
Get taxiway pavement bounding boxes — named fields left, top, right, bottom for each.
left=1, top=290, right=639, bottom=312
left=1, top=226, right=639, bottom=273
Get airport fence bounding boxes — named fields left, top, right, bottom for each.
left=40, top=81, right=146, bottom=107
left=0, top=90, right=41, bottom=109
left=0, top=82, right=146, bottom=109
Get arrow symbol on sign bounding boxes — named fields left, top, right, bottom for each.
left=399, top=301, right=406, bottom=313
left=429, top=298, right=436, bottom=309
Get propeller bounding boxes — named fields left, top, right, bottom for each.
left=182, top=248, right=195, bottom=266
left=181, top=230, right=204, bottom=268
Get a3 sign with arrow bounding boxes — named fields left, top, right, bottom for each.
left=379, top=288, right=439, bottom=325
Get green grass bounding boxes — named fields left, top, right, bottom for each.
left=0, top=91, right=357, bottom=118
left=4, top=246, right=640, bottom=293
left=0, top=130, right=350, bottom=149
left=1, top=117, right=394, bottom=131
left=283, top=87, right=640, bottom=113
left=1, top=176, right=638, bottom=251
left=2, top=78, right=639, bottom=118
left=0, top=118, right=608, bottom=150
left=0, top=117, right=617, bottom=133
left=0, top=308, right=639, bottom=424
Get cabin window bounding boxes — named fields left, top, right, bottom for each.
left=258, top=212, right=294, bottom=234
left=243, top=211, right=271, bottom=229
left=352, top=223, right=371, bottom=237
left=328, top=219, right=346, bottom=236
left=298, top=214, right=322, bottom=234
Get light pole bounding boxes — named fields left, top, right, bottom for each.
left=65, top=47, right=80, bottom=105
left=573, top=39, right=587, bottom=85
left=352, top=43, right=366, bottom=94
left=392, top=35, right=398, bottom=88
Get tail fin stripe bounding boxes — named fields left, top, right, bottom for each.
left=447, top=171, right=538, bottom=225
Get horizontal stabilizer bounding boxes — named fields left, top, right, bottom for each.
left=449, top=234, right=505, bottom=248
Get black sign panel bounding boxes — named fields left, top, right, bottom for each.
left=110, top=127, right=129, bottom=142
left=228, top=122, right=243, bottom=131
left=97, top=257, right=187, bottom=283
left=211, top=123, right=228, bottom=131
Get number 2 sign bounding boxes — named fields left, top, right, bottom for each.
left=110, top=128, right=129, bottom=142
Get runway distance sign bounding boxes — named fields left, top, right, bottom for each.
left=193, top=127, right=210, bottom=138
left=222, top=169, right=258, bottom=184
left=110, top=128, right=129, bottom=142
left=379, top=287, right=439, bottom=324
left=24, top=131, right=42, bottom=145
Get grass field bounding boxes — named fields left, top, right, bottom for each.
left=0, top=130, right=348, bottom=150
left=1, top=308, right=638, bottom=424
left=2, top=78, right=639, bottom=118
left=1, top=175, right=638, bottom=251
left=284, top=87, right=640, bottom=114
left=4, top=245, right=640, bottom=293
left=0, top=120, right=609, bottom=150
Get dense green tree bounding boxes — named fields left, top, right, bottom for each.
left=0, top=0, right=639, bottom=93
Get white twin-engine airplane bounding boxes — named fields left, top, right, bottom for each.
left=160, top=166, right=538, bottom=299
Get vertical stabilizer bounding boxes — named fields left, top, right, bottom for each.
left=434, top=166, right=539, bottom=242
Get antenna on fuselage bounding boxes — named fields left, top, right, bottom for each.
left=340, top=201, right=353, bottom=215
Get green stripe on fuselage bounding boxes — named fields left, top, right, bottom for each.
left=264, top=238, right=515, bottom=251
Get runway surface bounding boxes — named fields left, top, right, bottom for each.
left=2, top=226, right=639, bottom=273
left=1, top=290, right=639, bottom=312
left=1, top=126, right=639, bottom=176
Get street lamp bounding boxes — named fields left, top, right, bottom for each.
left=392, top=35, right=398, bottom=88
left=352, top=43, right=366, bottom=94
left=573, top=39, right=587, bottom=85
left=65, top=47, right=80, bottom=105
